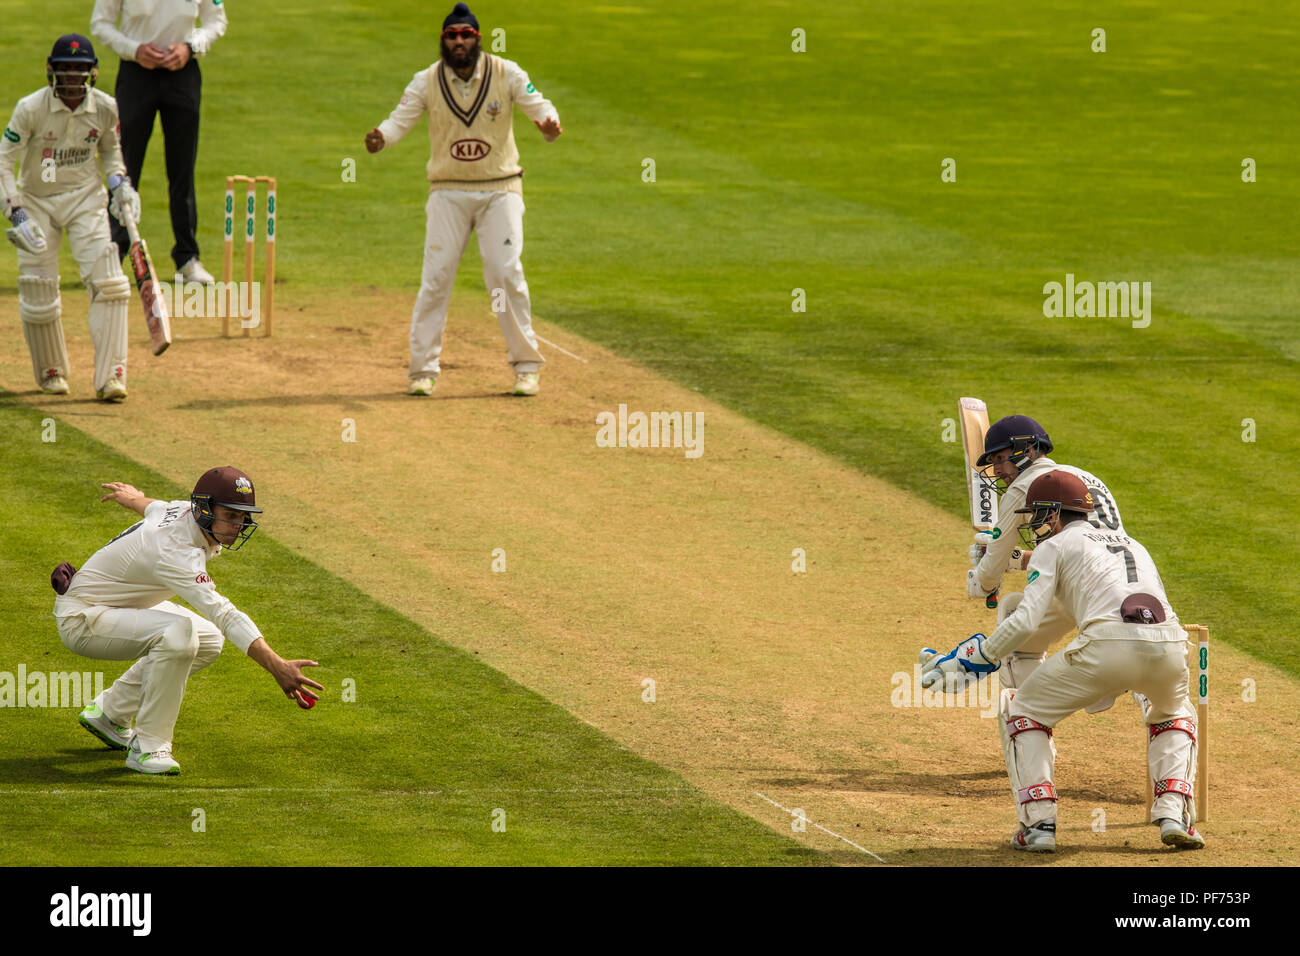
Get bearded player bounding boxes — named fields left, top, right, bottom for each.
left=924, top=471, right=1204, bottom=852
left=364, top=3, right=562, bottom=397
left=53, top=468, right=322, bottom=774
left=0, top=34, right=141, bottom=400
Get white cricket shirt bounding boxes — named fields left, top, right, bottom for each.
left=985, top=521, right=1183, bottom=661
left=0, top=87, right=125, bottom=207
left=54, top=499, right=265, bottom=653
left=974, top=456, right=1125, bottom=594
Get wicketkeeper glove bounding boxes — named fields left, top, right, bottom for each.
left=919, top=633, right=1000, bottom=690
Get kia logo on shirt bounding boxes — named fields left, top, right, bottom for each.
left=196, top=573, right=212, bottom=584
left=450, top=139, right=491, bottom=161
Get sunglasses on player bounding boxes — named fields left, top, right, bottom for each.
left=442, top=28, right=480, bottom=40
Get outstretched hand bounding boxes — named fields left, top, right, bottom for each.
left=364, top=128, right=385, bottom=153
left=275, top=659, right=323, bottom=709
left=100, top=482, right=147, bottom=507
left=535, top=116, right=562, bottom=141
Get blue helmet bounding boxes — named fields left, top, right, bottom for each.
left=976, top=415, right=1053, bottom=470
left=47, top=34, right=98, bottom=94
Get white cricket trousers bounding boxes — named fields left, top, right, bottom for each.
left=1009, top=637, right=1198, bottom=826
left=409, top=188, right=546, bottom=379
left=57, top=601, right=224, bottom=752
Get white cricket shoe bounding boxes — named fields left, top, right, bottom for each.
left=78, top=702, right=132, bottom=751
left=40, top=373, right=69, bottom=395
left=408, top=375, right=436, bottom=396
left=96, top=379, right=127, bottom=402
left=1158, top=818, right=1205, bottom=850
left=179, top=257, right=215, bottom=285
left=126, top=737, right=180, bottom=775
left=1010, top=821, right=1056, bottom=853
left=512, top=371, right=540, bottom=396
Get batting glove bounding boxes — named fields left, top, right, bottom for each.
left=967, top=568, right=999, bottom=600
left=108, top=177, right=141, bottom=225
left=969, top=531, right=995, bottom=566
left=5, top=208, right=47, bottom=254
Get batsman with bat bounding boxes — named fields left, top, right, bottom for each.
left=953, top=405, right=1144, bottom=832
left=0, top=34, right=144, bottom=400
left=923, top=470, right=1204, bottom=852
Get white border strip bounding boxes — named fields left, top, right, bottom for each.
left=535, top=333, right=588, bottom=364
left=755, top=791, right=884, bottom=862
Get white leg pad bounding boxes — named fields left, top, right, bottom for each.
left=86, top=244, right=130, bottom=392
left=18, top=274, right=69, bottom=386
left=1000, top=688, right=1058, bottom=827
left=1148, top=713, right=1199, bottom=824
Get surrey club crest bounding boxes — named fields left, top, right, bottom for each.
left=486, top=100, right=501, bottom=120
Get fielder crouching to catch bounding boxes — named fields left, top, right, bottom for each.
left=921, top=471, right=1204, bottom=852
left=52, top=467, right=322, bottom=775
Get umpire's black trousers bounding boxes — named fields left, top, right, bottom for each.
left=110, top=58, right=203, bottom=269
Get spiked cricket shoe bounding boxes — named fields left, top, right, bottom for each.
left=179, top=257, right=215, bottom=285
left=78, top=702, right=132, bottom=750
left=512, top=371, right=540, bottom=396
left=126, top=737, right=180, bottom=775
left=408, top=376, right=436, bottom=396
left=1010, top=821, right=1056, bottom=853
left=97, top=379, right=127, bottom=402
left=1159, top=818, right=1205, bottom=850
left=41, top=373, right=69, bottom=394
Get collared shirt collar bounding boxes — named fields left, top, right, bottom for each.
left=187, top=508, right=223, bottom=558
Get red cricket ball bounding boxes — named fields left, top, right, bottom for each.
left=297, top=693, right=316, bottom=710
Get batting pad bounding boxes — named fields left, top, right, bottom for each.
left=1001, top=689, right=1058, bottom=828
left=17, top=274, right=69, bottom=385
left=1147, top=708, right=1200, bottom=824
left=87, top=244, right=130, bottom=391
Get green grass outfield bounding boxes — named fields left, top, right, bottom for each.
left=5, top=0, right=1293, bottom=675
left=0, top=396, right=816, bottom=865
left=1, top=2, right=1295, bottom=869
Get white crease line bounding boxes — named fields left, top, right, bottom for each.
left=755, top=791, right=885, bottom=863
left=535, top=333, right=588, bottom=364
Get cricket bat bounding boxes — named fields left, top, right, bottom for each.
left=958, top=397, right=998, bottom=609
left=108, top=175, right=171, bottom=356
